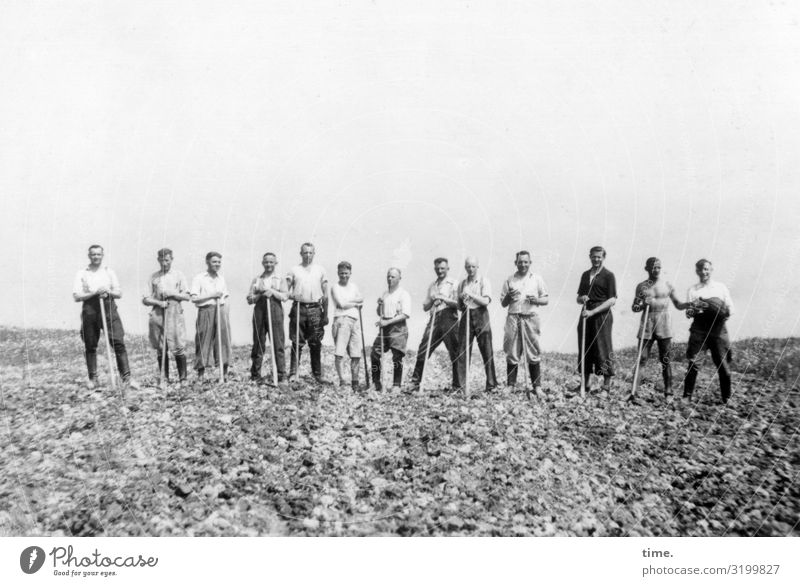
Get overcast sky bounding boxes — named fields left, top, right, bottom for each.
left=2, top=0, right=799, bottom=353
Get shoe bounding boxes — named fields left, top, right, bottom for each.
left=391, top=385, right=402, bottom=392
left=485, top=385, right=498, bottom=393
left=665, top=395, right=674, bottom=406
left=351, top=382, right=361, bottom=392
left=373, top=383, right=383, bottom=392
left=86, top=378, right=97, bottom=390
left=288, top=374, right=298, bottom=383
left=123, top=378, right=141, bottom=390
left=314, top=376, right=332, bottom=385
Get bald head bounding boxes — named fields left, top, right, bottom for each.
left=464, top=256, right=479, bottom=279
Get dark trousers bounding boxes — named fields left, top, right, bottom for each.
left=455, top=307, right=498, bottom=389
left=80, top=298, right=130, bottom=380
left=638, top=337, right=673, bottom=392
left=250, top=298, right=286, bottom=380
left=684, top=329, right=732, bottom=402
left=289, top=303, right=324, bottom=377
left=371, top=347, right=405, bottom=387
left=410, top=309, right=460, bottom=385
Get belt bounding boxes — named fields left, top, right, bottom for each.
left=297, top=301, right=320, bottom=306
left=510, top=312, right=537, bottom=318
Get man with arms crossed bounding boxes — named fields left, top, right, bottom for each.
left=73, top=245, right=139, bottom=389
left=191, top=251, right=232, bottom=381
left=286, top=242, right=329, bottom=384
left=247, top=252, right=289, bottom=384
left=500, top=250, right=549, bottom=398
left=408, top=257, right=460, bottom=393
left=142, top=248, right=190, bottom=386
left=330, top=261, right=365, bottom=390
left=683, top=259, right=734, bottom=404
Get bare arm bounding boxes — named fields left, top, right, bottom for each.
left=584, top=297, right=616, bottom=317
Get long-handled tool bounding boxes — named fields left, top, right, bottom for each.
left=295, top=300, right=301, bottom=381
left=419, top=305, right=438, bottom=394
left=464, top=304, right=471, bottom=399
left=520, top=316, right=530, bottom=400
left=357, top=306, right=369, bottom=389
left=631, top=304, right=650, bottom=398
left=160, top=296, right=168, bottom=389
left=266, top=292, right=279, bottom=386
left=580, top=304, right=587, bottom=400
left=99, top=296, right=117, bottom=390
left=216, top=298, right=224, bottom=384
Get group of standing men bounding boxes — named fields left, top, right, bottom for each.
left=73, top=243, right=734, bottom=404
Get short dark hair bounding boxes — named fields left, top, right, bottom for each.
left=262, top=252, right=277, bottom=260
left=695, top=258, right=711, bottom=270
left=300, top=242, right=314, bottom=251
left=590, top=246, right=606, bottom=257
left=645, top=257, right=659, bottom=271
left=157, top=248, right=173, bottom=259
left=88, top=244, right=104, bottom=253
left=337, top=261, right=352, bottom=271
left=515, top=250, right=531, bottom=261
left=205, top=251, right=222, bottom=262
left=433, top=257, right=448, bottom=266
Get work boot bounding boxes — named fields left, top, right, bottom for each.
left=176, top=354, right=188, bottom=383
left=85, top=352, right=98, bottom=381
left=528, top=363, right=542, bottom=397
left=157, top=353, right=171, bottom=382
left=506, top=361, right=518, bottom=388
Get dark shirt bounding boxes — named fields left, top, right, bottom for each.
left=577, top=267, right=617, bottom=312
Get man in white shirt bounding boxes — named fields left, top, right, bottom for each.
left=408, top=257, right=460, bottom=392
left=455, top=256, right=498, bottom=393
left=500, top=250, right=549, bottom=397
left=72, top=244, right=138, bottom=389
left=682, top=258, right=735, bottom=404
left=142, top=248, right=190, bottom=386
left=370, top=268, right=412, bottom=391
left=286, top=242, right=329, bottom=384
left=247, top=252, right=289, bottom=383
left=330, top=261, right=365, bottom=389
left=190, top=251, right=232, bottom=381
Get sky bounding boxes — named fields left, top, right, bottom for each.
left=1, top=0, right=799, bottom=354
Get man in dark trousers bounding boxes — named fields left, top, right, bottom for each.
left=576, top=246, right=617, bottom=397
left=455, top=256, right=498, bottom=393
left=72, top=244, right=139, bottom=390
left=682, top=258, right=735, bottom=404
left=286, top=242, right=329, bottom=384
left=247, top=252, right=289, bottom=384
left=408, top=257, right=460, bottom=392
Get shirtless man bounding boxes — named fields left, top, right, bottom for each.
left=630, top=257, right=685, bottom=403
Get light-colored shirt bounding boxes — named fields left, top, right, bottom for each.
left=331, top=282, right=362, bottom=319
left=249, top=273, right=287, bottom=298
left=191, top=272, right=230, bottom=307
left=73, top=266, right=120, bottom=301
left=501, top=272, right=548, bottom=315
left=380, top=287, right=412, bottom=319
left=287, top=264, right=328, bottom=303
left=459, top=276, right=492, bottom=310
left=424, top=277, right=458, bottom=312
left=687, top=280, right=734, bottom=315
left=146, top=269, right=189, bottom=303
